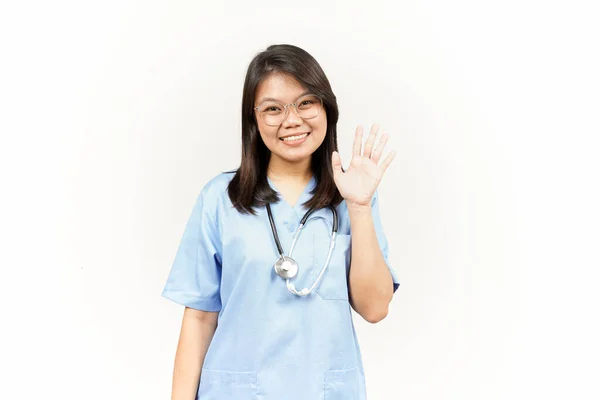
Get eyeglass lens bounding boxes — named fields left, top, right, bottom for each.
left=256, top=95, right=322, bottom=126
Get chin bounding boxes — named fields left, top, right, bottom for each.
left=281, top=153, right=312, bottom=163
left=275, top=148, right=314, bottom=163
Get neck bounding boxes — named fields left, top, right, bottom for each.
left=267, top=155, right=312, bottom=182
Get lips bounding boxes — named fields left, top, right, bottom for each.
left=279, top=132, right=310, bottom=140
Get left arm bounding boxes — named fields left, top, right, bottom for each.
left=331, top=124, right=397, bottom=324
left=347, top=202, right=394, bottom=323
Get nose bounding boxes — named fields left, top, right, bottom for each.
left=281, top=105, right=302, bottom=127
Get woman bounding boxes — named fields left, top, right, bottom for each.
left=162, top=44, right=400, bottom=400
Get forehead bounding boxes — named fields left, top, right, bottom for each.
left=255, top=73, right=309, bottom=103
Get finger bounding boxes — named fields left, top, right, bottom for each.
left=331, top=151, right=344, bottom=179
left=352, top=125, right=363, bottom=157
left=371, top=133, right=389, bottom=165
left=363, top=124, right=379, bottom=159
left=379, top=150, right=397, bottom=176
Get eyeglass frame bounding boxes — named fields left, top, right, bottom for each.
left=253, top=93, right=324, bottom=126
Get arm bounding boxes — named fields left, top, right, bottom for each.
left=347, top=202, right=394, bottom=324
left=170, top=307, right=218, bottom=400
left=330, top=124, right=397, bottom=324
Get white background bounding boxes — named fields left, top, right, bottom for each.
left=1, top=1, right=599, bottom=399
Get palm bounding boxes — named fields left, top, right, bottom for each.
left=332, top=124, right=396, bottom=207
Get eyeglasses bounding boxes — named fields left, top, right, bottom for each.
left=254, top=94, right=324, bottom=126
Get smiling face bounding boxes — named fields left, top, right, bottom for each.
left=254, top=73, right=327, bottom=169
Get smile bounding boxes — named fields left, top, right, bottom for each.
left=280, top=133, right=310, bottom=143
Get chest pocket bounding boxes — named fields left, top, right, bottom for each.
left=311, top=230, right=352, bottom=301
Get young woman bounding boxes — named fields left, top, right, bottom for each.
left=162, top=44, right=400, bottom=400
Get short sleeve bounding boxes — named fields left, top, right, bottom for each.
left=161, top=188, right=222, bottom=311
left=371, top=190, right=401, bottom=293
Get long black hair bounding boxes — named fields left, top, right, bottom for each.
left=227, top=44, right=343, bottom=215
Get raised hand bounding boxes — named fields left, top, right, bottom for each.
left=331, top=124, right=396, bottom=207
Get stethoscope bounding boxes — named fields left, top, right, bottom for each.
left=266, top=203, right=338, bottom=297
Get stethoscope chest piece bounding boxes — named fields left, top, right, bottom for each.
left=274, top=255, right=298, bottom=279
left=266, top=201, right=338, bottom=296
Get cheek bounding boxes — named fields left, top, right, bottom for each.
left=257, top=123, right=279, bottom=148
left=320, top=116, right=328, bottom=132
left=310, top=115, right=328, bottom=138
left=315, top=110, right=327, bottom=129
left=257, top=120, right=275, bottom=137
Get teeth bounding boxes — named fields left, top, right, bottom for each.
left=282, top=133, right=308, bottom=142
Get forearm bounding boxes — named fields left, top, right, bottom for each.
left=171, top=307, right=218, bottom=400
left=347, top=203, right=393, bottom=323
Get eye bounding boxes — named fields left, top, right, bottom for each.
left=259, top=103, right=283, bottom=114
left=297, top=95, right=320, bottom=110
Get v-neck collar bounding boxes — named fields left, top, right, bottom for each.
left=267, top=174, right=316, bottom=214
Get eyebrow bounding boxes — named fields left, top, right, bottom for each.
left=256, top=90, right=312, bottom=104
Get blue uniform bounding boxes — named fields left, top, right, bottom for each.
left=162, top=172, right=400, bottom=400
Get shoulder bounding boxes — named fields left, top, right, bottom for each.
left=194, top=170, right=237, bottom=215
left=200, top=170, right=236, bottom=198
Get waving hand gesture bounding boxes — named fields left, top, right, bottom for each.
left=332, top=124, right=396, bottom=208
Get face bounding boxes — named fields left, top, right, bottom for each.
left=254, top=73, right=327, bottom=166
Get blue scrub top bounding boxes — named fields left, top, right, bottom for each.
left=162, top=172, right=400, bottom=400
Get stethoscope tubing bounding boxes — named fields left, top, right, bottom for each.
left=266, top=203, right=339, bottom=296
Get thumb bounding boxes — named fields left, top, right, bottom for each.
left=331, top=151, right=343, bottom=177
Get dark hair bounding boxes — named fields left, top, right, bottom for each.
left=227, top=44, right=343, bottom=215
